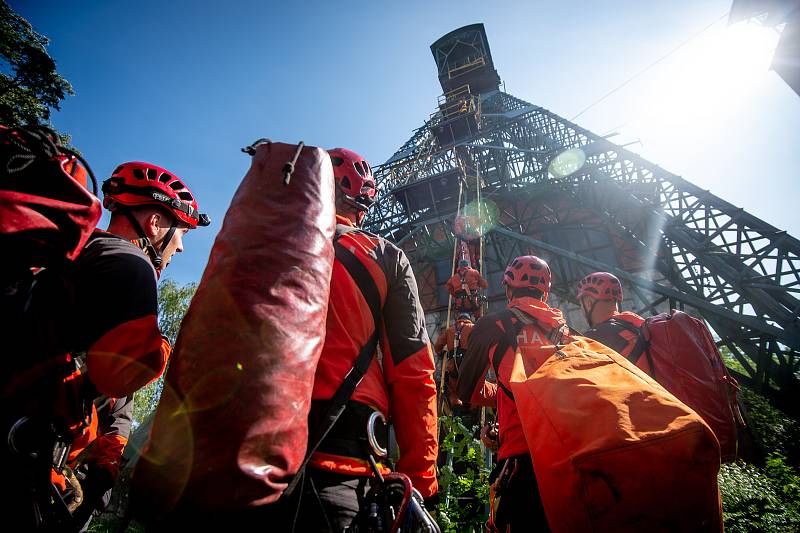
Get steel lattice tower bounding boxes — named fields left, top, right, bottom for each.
left=364, top=24, right=800, bottom=411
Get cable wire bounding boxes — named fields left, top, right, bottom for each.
left=570, top=11, right=730, bottom=122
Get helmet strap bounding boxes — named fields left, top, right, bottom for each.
left=122, top=210, right=177, bottom=270
left=343, top=196, right=370, bottom=227
left=583, top=298, right=600, bottom=328
left=159, top=223, right=178, bottom=261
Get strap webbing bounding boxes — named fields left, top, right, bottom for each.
left=490, top=308, right=567, bottom=401
left=491, top=314, right=520, bottom=401
left=608, top=317, right=655, bottom=378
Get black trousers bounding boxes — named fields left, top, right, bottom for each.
left=283, top=468, right=370, bottom=532
left=142, top=468, right=371, bottom=533
left=489, top=454, right=549, bottom=532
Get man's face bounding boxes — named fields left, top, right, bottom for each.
left=155, top=223, right=190, bottom=270
left=160, top=227, right=189, bottom=269
left=334, top=185, right=363, bottom=224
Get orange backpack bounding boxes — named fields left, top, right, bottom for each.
left=509, top=335, right=723, bottom=532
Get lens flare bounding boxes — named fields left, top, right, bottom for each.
left=454, top=199, right=499, bottom=240
left=548, top=148, right=587, bottom=178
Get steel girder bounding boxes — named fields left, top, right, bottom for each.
left=365, top=89, right=800, bottom=406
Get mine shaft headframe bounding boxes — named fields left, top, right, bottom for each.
left=430, top=23, right=501, bottom=95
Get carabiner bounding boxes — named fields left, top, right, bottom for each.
left=366, top=411, right=388, bottom=458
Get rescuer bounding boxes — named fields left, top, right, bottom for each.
left=446, top=259, right=488, bottom=315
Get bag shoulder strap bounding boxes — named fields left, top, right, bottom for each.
left=607, top=316, right=656, bottom=377
left=491, top=312, right=521, bottom=401
left=491, top=307, right=569, bottom=401
left=286, top=226, right=382, bottom=496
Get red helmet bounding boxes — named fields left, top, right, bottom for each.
left=328, top=148, right=376, bottom=211
left=101, top=162, right=209, bottom=228
left=576, top=272, right=623, bottom=302
left=502, top=255, right=551, bottom=299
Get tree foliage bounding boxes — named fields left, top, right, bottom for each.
left=719, top=457, right=800, bottom=532
left=0, top=0, right=73, bottom=127
left=436, top=415, right=491, bottom=533
left=715, top=378, right=800, bottom=532
left=156, top=278, right=198, bottom=345
left=131, top=279, right=197, bottom=425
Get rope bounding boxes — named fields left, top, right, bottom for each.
left=476, top=149, right=486, bottom=316
left=439, top=176, right=464, bottom=416
left=283, top=141, right=305, bottom=185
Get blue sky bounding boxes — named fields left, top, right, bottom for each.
left=12, top=0, right=800, bottom=286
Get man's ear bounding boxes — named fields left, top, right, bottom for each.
left=144, top=211, right=162, bottom=239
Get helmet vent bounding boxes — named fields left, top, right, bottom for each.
left=178, top=191, right=194, bottom=201
left=355, top=161, right=365, bottom=177
left=133, top=168, right=145, bottom=180
left=146, top=168, right=157, bottom=180
left=169, top=181, right=183, bottom=190
left=159, top=172, right=172, bottom=183
left=113, top=165, right=125, bottom=175
left=331, top=156, right=344, bottom=166
left=341, top=176, right=351, bottom=189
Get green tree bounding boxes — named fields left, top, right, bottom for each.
left=131, top=279, right=197, bottom=425
left=0, top=0, right=74, bottom=127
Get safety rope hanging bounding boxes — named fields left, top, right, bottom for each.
left=439, top=174, right=465, bottom=417
left=476, top=152, right=487, bottom=318
left=473, top=146, right=494, bottom=473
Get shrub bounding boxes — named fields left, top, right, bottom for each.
left=719, top=460, right=800, bottom=532
left=436, top=415, right=491, bottom=533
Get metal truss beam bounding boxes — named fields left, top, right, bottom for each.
left=366, top=87, right=800, bottom=404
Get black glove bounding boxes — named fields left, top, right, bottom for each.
left=78, top=462, right=115, bottom=499
left=72, top=461, right=115, bottom=523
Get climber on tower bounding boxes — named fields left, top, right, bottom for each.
left=446, top=259, right=488, bottom=316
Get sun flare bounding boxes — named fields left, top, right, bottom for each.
left=630, top=20, right=781, bottom=144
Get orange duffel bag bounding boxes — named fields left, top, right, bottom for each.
left=509, top=336, right=723, bottom=533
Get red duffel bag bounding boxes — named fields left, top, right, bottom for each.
left=131, top=141, right=335, bottom=518
left=0, top=124, right=101, bottom=280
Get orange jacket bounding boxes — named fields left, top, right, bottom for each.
left=74, top=231, right=171, bottom=397
left=19, top=232, right=166, bottom=498
left=20, top=231, right=170, bottom=399
left=434, top=319, right=474, bottom=353
left=446, top=267, right=488, bottom=295
left=457, top=297, right=569, bottom=460
left=67, top=395, right=133, bottom=478
left=310, top=216, right=439, bottom=497
left=584, top=311, right=645, bottom=358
